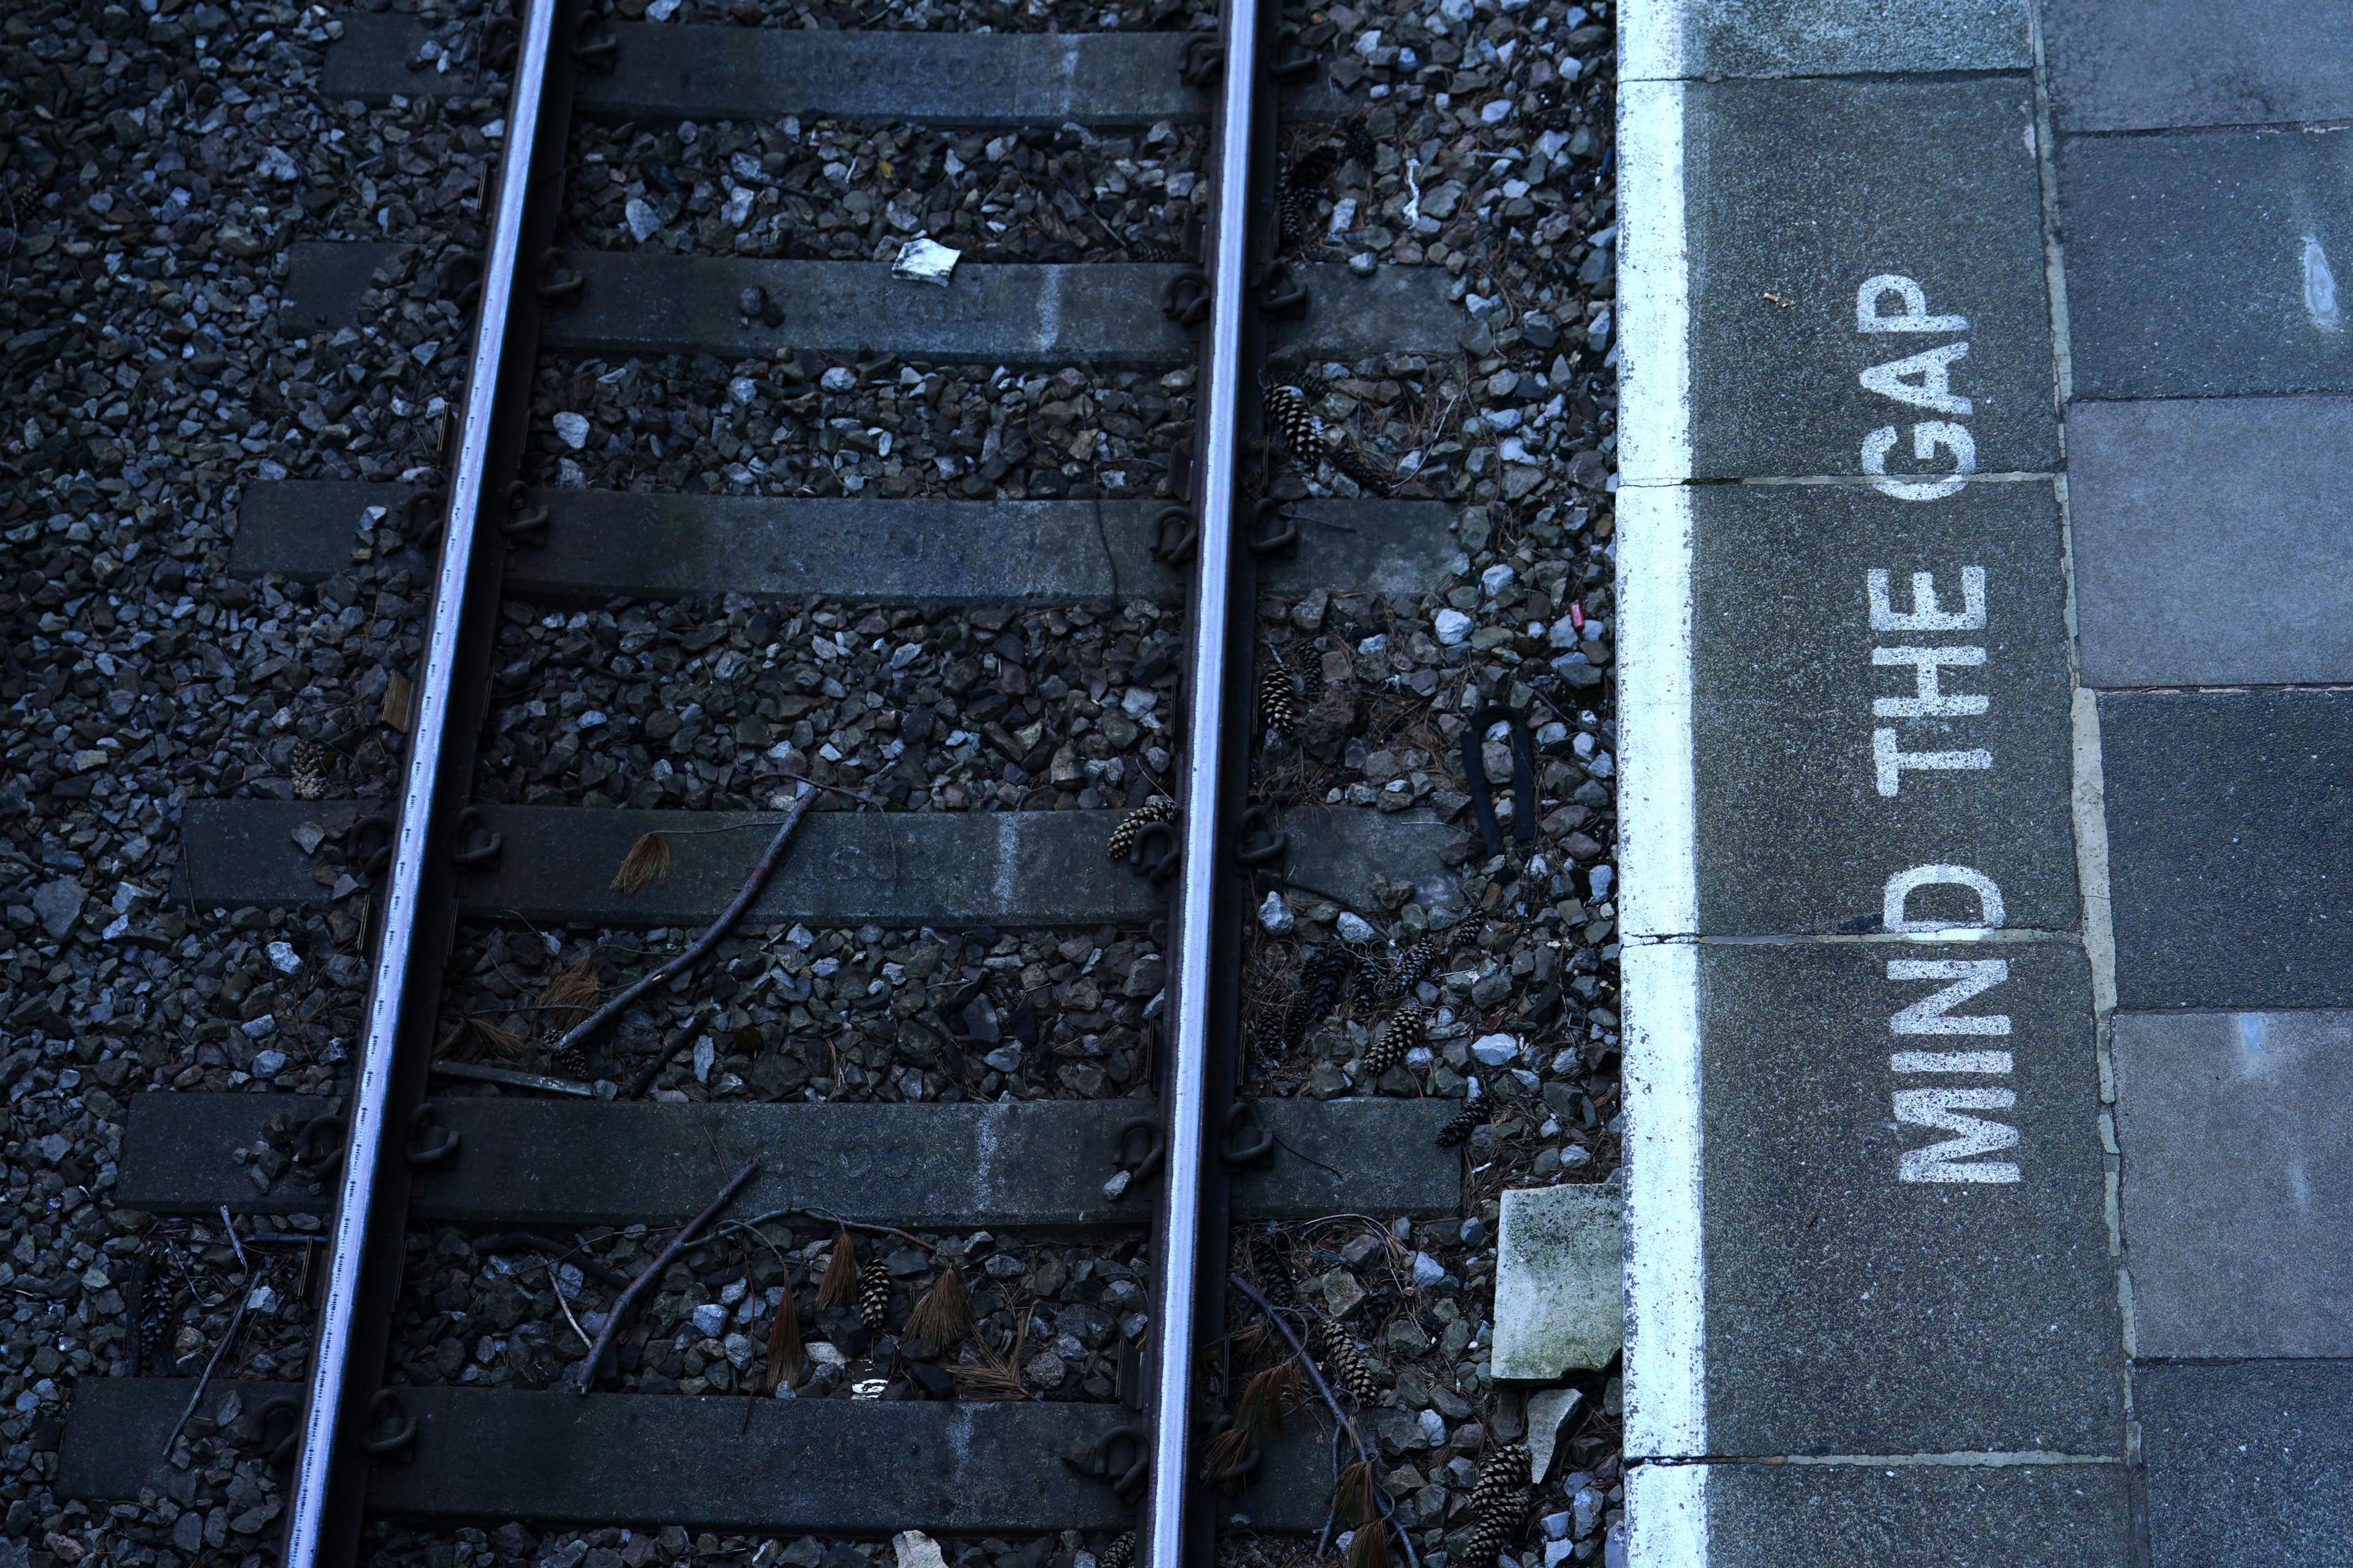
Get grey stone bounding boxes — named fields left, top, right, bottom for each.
left=2044, top=0, right=2353, bottom=132
left=1656, top=76, right=2056, bottom=482
left=2101, top=691, right=2353, bottom=1009
left=1681, top=480, right=2080, bottom=939
left=1672, top=1460, right=2132, bottom=1567
left=1524, top=1387, right=1582, bottom=1482
left=2139, top=1362, right=2353, bottom=1567
left=1683, top=941, right=2120, bottom=1456
left=1492, top=1185, right=1621, bottom=1379
left=2114, top=1010, right=2353, bottom=1356
left=1319, top=1268, right=1366, bottom=1318
left=2067, top=395, right=2353, bottom=687
left=31, top=878, right=85, bottom=939
left=2058, top=127, right=2353, bottom=400
left=1623, top=0, right=2029, bottom=80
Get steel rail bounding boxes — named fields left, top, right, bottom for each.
left=1143, top=0, right=1262, bottom=1562
left=278, top=2, right=563, bottom=1562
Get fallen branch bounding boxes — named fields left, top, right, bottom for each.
left=556, top=785, right=816, bottom=1078
left=1227, top=1272, right=1361, bottom=1458
left=574, top=1159, right=760, bottom=1392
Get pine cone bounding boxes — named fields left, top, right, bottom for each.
left=1363, top=1003, right=1424, bottom=1078
left=1248, top=1232, right=1295, bottom=1309
left=1099, top=1534, right=1135, bottom=1568
left=1385, top=937, right=1443, bottom=998
left=1259, top=663, right=1298, bottom=734
left=1106, top=797, right=1177, bottom=860
left=1316, top=1318, right=1381, bottom=1404
left=1435, top=1102, right=1483, bottom=1148
left=550, top=1044, right=588, bottom=1080
left=290, top=738, right=329, bottom=801
left=856, top=1258, right=892, bottom=1333
left=1456, top=1512, right=1509, bottom=1568
left=1469, top=1441, right=1530, bottom=1522
left=1267, top=385, right=1319, bottom=450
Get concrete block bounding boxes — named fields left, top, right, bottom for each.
left=1493, top=1184, right=1623, bottom=1379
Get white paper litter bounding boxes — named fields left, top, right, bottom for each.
left=892, top=238, right=962, bottom=287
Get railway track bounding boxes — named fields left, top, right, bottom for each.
left=47, top=0, right=1623, bottom=1565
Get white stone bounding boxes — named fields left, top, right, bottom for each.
left=1480, top=562, right=1517, bottom=596
left=1336, top=911, right=1377, bottom=944
left=1526, top=1385, right=1583, bottom=1482
left=691, top=1303, right=729, bottom=1338
left=552, top=411, right=590, bottom=450
left=1257, top=890, right=1295, bottom=935
left=1481, top=98, right=1514, bottom=124
left=1410, top=1251, right=1446, bottom=1287
left=250, top=1050, right=287, bottom=1079
left=892, top=238, right=962, bottom=287
left=1433, top=608, right=1473, bottom=645
left=1471, top=1032, right=1519, bottom=1066
left=821, top=366, right=858, bottom=392
left=624, top=197, right=663, bottom=241
left=1493, top=1186, right=1623, bottom=1379
left=266, top=940, right=302, bottom=974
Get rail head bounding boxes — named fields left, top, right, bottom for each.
left=1145, top=0, right=1264, bottom=1565
left=278, top=4, right=566, bottom=1566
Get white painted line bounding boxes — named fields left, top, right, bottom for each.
left=1623, top=940, right=1706, bottom=1466
left=1627, top=1461, right=1708, bottom=1568
left=1616, top=0, right=1708, bottom=1534
left=1615, top=72, right=1691, bottom=487
left=1615, top=485, right=1696, bottom=941
left=1616, top=0, right=1684, bottom=83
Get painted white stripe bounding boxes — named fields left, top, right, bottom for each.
left=1616, top=0, right=1685, bottom=83
left=1615, top=72, right=1692, bottom=487
left=1613, top=484, right=1696, bottom=941
left=1627, top=1462, right=1709, bottom=1568
left=1623, top=940, right=1706, bottom=1461
left=1616, top=12, right=1710, bottom=1546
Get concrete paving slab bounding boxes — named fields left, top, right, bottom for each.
left=2067, top=395, right=2353, bottom=688
left=2099, top=691, right=2353, bottom=1010
left=1623, top=0, right=2029, bottom=81
left=1634, top=1460, right=2132, bottom=1568
left=1493, top=1184, right=1623, bottom=1379
left=1693, top=941, right=2120, bottom=1456
left=2044, top=0, right=2353, bottom=132
left=2058, top=127, right=2353, bottom=400
left=1688, top=480, right=2078, bottom=938
left=2138, top=1361, right=2353, bottom=1568
left=1675, top=76, right=2054, bottom=482
left=232, top=480, right=1460, bottom=605
left=2113, top=1009, right=2353, bottom=1357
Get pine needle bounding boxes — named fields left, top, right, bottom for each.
left=907, top=1262, right=972, bottom=1349
left=611, top=831, right=673, bottom=895
left=1347, top=1520, right=1394, bottom=1568
left=816, top=1229, right=858, bottom=1311
left=537, top=956, right=602, bottom=1031
left=467, top=1014, right=525, bottom=1059
left=949, top=1307, right=1029, bottom=1399
left=1335, top=1460, right=1381, bottom=1528
left=1234, top=1363, right=1294, bottom=1444
left=765, top=1279, right=804, bottom=1392
left=1202, top=1423, right=1257, bottom=1491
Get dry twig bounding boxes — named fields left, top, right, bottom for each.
left=557, top=786, right=813, bottom=1077
left=574, top=1161, right=759, bottom=1392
